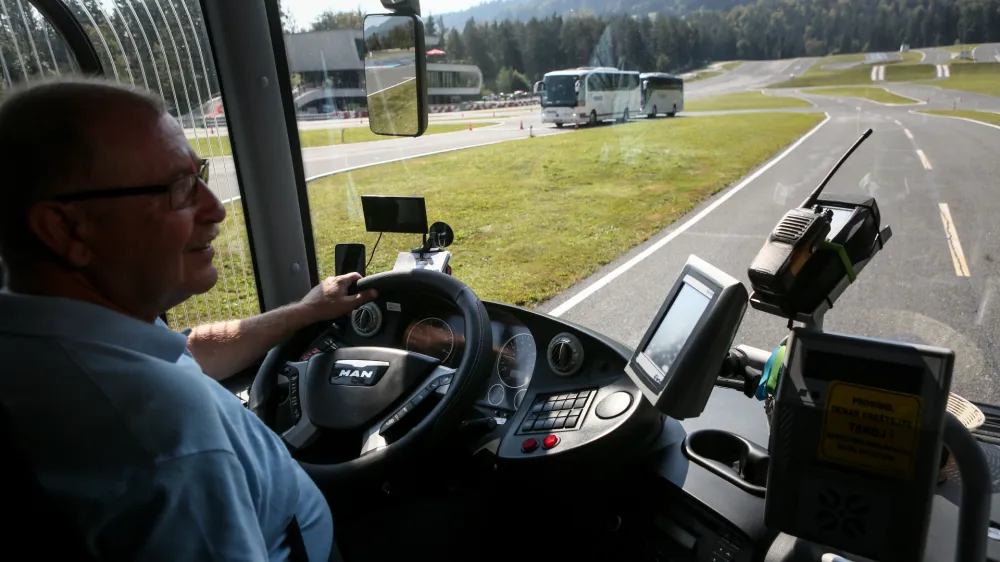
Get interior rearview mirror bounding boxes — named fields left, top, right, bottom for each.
left=363, top=14, right=428, bottom=137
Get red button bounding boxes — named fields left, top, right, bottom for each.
left=521, top=438, right=538, bottom=453
left=542, top=435, right=559, bottom=449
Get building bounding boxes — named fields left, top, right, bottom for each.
left=283, top=29, right=483, bottom=113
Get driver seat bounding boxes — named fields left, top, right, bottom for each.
left=0, top=403, right=96, bottom=560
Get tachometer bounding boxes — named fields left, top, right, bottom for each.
left=497, top=332, right=536, bottom=388
left=405, top=317, right=455, bottom=362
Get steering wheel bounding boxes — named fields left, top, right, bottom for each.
left=248, top=269, right=493, bottom=484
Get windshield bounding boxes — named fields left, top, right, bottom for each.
left=274, top=1, right=999, bottom=407
left=16, top=1, right=990, bottom=406
left=541, top=75, right=580, bottom=107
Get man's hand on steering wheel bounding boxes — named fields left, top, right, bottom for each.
left=250, top=270, right=493, bottom=487
left=296, top=273, right=378, bottom=324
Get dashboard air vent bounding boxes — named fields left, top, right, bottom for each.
left=351, top=303, right=382, bottom=338
left=547, top=332, right=584, bottom=377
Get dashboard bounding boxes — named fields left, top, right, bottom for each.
left=281, top=290, right=1000, bottom=562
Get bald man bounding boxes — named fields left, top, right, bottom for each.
left=0, top=78, right=375, bottom=561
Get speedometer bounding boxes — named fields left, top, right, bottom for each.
left=405, top=317, right=455, bottom=362
left=497, top=333, right=536, bottom=388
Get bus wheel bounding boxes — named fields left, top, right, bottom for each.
left=555, top=123, right=563, bottom=128
left=648, top=105, right=657, bottom=119
left=589, top=111, right=598, bottom=126
left=667, top=104, right=677, bottom=117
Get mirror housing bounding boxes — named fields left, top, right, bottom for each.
left=363, top=13, right=428, bottom=137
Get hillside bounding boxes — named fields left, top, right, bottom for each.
left=439, top=0, right=753, bottom=28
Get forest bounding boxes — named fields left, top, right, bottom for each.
left=1, top=0, right=998, bottom=113
left=430, top=0, right=1000, bottom=92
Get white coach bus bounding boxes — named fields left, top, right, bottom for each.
left=538, top=67, right=641, bottom=127
left=640, top=72, right=684, bottom=117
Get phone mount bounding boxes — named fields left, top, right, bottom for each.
left=358, top=195, right=455, bottom=275
left=747, top=129, right=892, bottom=330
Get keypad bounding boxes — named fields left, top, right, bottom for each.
left=518, top=389, right=594, bottom=433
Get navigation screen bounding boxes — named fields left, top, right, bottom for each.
left=642, top=283, right=711, bottom=383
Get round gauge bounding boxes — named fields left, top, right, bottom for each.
left=487, top=384, right=505, bottom=406
left=405, top=317, right=454, bottom=362
left=497, top=332, right=537, bottom=389
left=513, top=388, right=526, bottom=409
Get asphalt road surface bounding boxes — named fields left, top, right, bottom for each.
left=686, top=58, right=816, bottom=98
left=204, top=110, right=560, bottom=203
left=917, top=47, right=952, bottom=65
left=540, top=88, right=1000, bottom=404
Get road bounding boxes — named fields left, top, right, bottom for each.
left=686, top=58, right=816, bottom=98
left=540, top=88, right=1000, bottom=404
left=917, top=47, right=952, bottom=65
left=203, top=110, right=557, bottom=203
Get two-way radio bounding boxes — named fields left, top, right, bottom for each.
left=747, top=129, right=892, bottom=326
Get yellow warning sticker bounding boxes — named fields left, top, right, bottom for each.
left=818, top=382, right=924, bottom=479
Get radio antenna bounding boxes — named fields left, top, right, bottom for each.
left=800, top=128, right=873, bottom=208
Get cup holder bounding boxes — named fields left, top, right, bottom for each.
left=683, top=429, right=769, bottom=497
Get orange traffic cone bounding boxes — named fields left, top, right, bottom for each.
left=574, top=121, right=579, bottom=130
left=468, top=122, right=472, bottom=131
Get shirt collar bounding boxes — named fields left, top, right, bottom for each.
left=0, top=290, right=188, bottom=362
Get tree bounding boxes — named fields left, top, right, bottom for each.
left=445, top=28, right=466, bottom=60
left=425, top=13, right=437, bottom=36
left=311, top=8, right=363, bottom=32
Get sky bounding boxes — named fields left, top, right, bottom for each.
left=281, top=0, right=483, bottom=29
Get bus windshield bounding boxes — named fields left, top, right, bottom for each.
left=541, top=75, right=580, bottom=107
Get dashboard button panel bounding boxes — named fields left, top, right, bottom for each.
left=380, top=373, right=452, bottom=435
left=284, top=366, right=302, bottom=422
left=518, top=389, right=595, bottom=434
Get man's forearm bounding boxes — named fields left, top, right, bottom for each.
left=187, top=303, right=319, bottom=380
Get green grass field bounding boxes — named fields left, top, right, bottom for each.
left=685, top=91, right=813, bottom=111
left=885, top=64, right=936, bottom=81
left=943, top=44, right=979, bottom=54
left=807, top=86, right=918, bottom=104
left=925, top=62, right=1000, bottom=97
left=168, top=112, right=824, bottom=327
left=771, top=64, right=872, bottom=88
left=919, top=110, right=1000, bottom=127
left=368, top=78, right=419, bottom=135
left=686, top=70, right=724, bottom=82
left=818, top=53, right=866, bottom=66
left=188, top=122, right=489, bottom=157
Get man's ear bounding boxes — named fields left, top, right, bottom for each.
left=26, top=203, right=93, bottom=268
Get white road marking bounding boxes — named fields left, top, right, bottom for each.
left=366, top=77, right=416, bottom=98
left=938, top=203, right=971, bottom=277
left=878, top=65, right=886, bottom=81
left=942, top=65, right=951, bottom=78
left=871, top=65, right=879, bottom=81
left=893, top=119, right=902, bottom=126
left=548, top=113, right=833, bottom=317
left=903, top=128, right=914, bottom=140
left=218, top=132, right=565, bottom=204
left=917, top=149, right=932, bottom=170
left=914, top=110, right=1000, bottom=132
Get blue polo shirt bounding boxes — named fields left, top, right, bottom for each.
left=0, top=290, right=333, bottom=561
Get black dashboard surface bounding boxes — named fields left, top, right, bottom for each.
left=287, top=292, right=1000, bottom=562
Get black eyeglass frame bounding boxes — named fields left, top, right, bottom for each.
left=50, top=160, right=210, bottom=210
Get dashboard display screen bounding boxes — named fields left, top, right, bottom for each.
left=641, top=282, right=711, bottom=385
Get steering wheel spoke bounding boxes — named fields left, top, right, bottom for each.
left=360, top=365, right=456, bottom=456
left=249, top=269, right=493, bottom=484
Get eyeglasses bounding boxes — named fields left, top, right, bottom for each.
left=51, top=160, right=210, bottom=210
